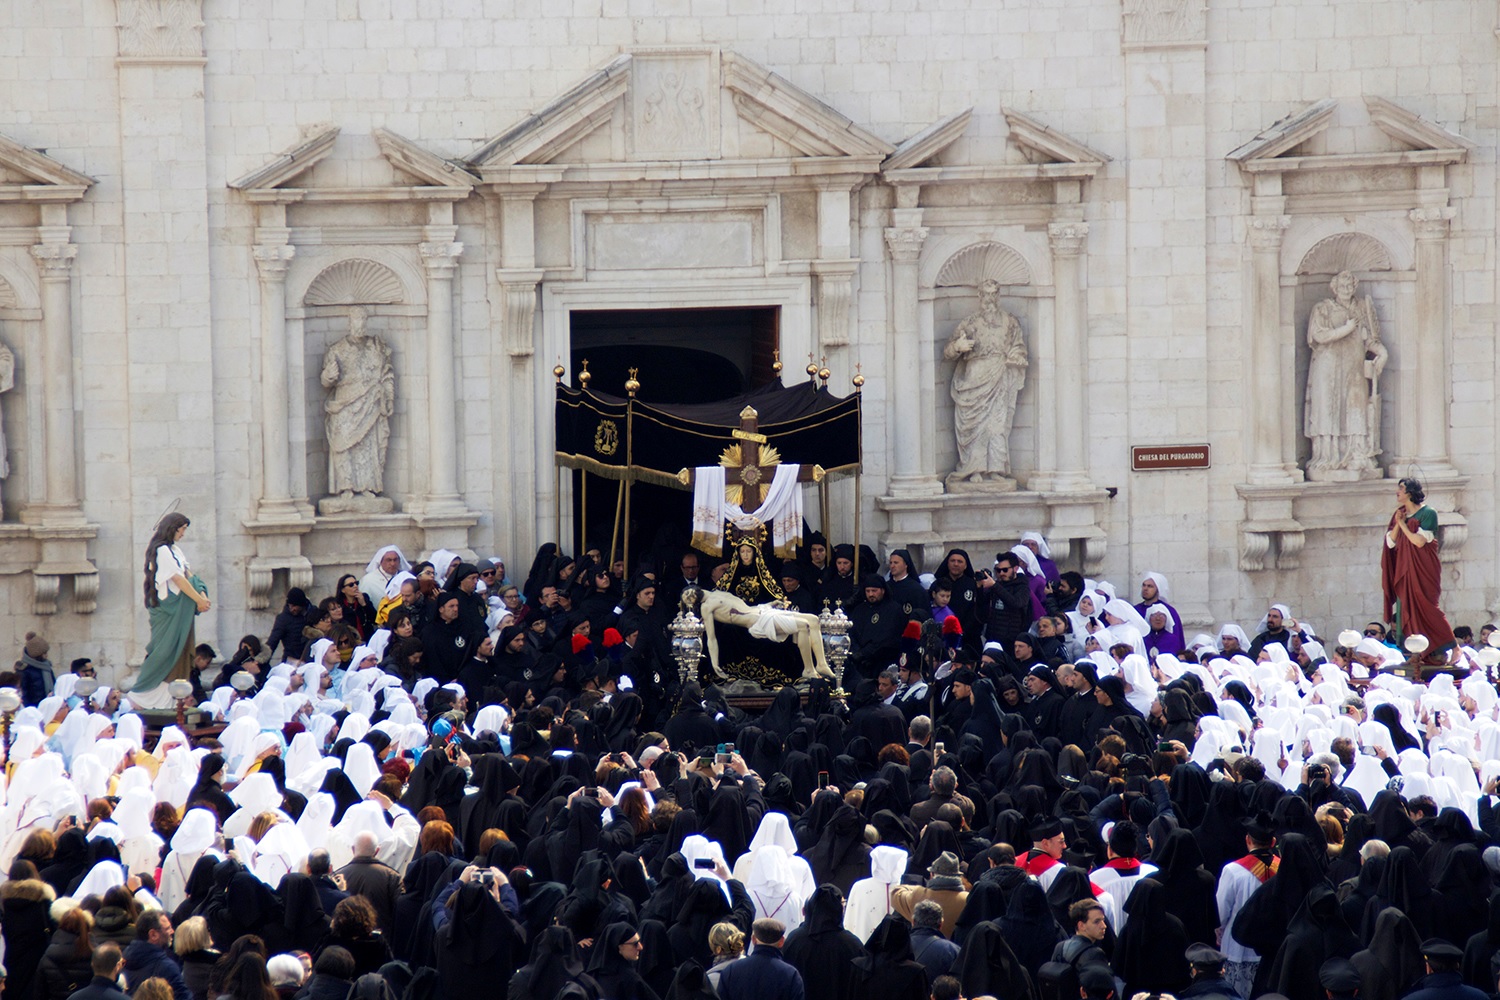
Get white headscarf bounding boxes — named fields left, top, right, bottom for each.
left=365, top=545, right=410, bottom=577
left=1008, top=544, right=1043, bottom=578
left=1140, top=572, right=1171, bottom=603
left=343, top=742, right=381, bottom=796
left=1019, top=531, right=1052, bottom=559
left=1219, top=623, right=1251, bottom=653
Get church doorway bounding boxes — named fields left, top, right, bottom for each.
left=568, top=306, right=780, bottom=575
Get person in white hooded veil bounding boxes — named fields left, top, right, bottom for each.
left=159, top=807, right=220, bottom=911
left=733, top=813, right=815, bottom=899
left=112, top=785, right=165, bottom=878
left=844, top=844, right=908, bottom=942
left=361, top=545, right=410, bottom=606
left=742, top=844, right=808, bottom=934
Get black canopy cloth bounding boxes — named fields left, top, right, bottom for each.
left=554, top=375, right=865, bottom=583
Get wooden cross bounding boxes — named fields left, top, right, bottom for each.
left=730, top=405, right=818, bottom=508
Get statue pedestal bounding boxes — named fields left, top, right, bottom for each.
left=1305, top=466, right=1382, bottom=483
left=944, top=474, right=1018, bottom=494
left=318, top=494, right=395, bottom=515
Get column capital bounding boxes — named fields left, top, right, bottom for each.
left=1245, top=215, right=1291, bottom=250
left=30, top=242, right=78, bottom=278
left=1047, top=221, right=1090, bottom=255
left=420, top=241, right=464, bottom=272
left=252, top=243, right=295, bottom=279
left=1409, top=205, right=1456, bottom=239
left=884, top=226, right=929, bottom=263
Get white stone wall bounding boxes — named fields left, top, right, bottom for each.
left=0, top=0, right=1496, bottom=682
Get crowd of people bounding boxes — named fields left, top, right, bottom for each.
left=1, top=528, right=1499, bottom=1000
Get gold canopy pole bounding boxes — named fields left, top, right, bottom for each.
left=622, top=368, right=640, bottom=573
left=580, top=360, right=593, bottom=559
left=852, top=370, right=865, bottom=579
left=553, top=364, right=565, bottom=544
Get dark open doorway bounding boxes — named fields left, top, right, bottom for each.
left=569, top=306, right=780, bottom=573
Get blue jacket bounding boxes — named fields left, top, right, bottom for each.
left=1404, top=971, right=1488, bottom=1000
left=717, top=945, right=804, bottom=1000
left=122, top=941, right=192, bottom=1000
left=19, top=656, right=54, bottom=706
left=910, top=926, right=960, bottom=984
left=63, top=975, right=131, bottom=1000
left=1402, top=972, right=1490, bottom=1000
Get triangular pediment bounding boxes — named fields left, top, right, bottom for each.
left=1002, top=108, right=1111, bottom=168
left=883, top=108, right=973, bottom=170
left=464, top=48, right=893, bottom=174
left=1228, top=97, right=1470, bottom=170
left=0, top=132, right=94, bottom=202
left=372, top=128, right=476, bottom=189
left=229, top=125, right=341, bottom=191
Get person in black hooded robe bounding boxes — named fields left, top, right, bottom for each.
left=850, top=914, right=931, bottom=1000
left=400, top=748, right=467, bottom=830
left=587, top=922, right=661, bottom=1000
left=422, top=592, right=480, bottom=684
left=933, top=549, right=983, bottom=654
left=801, top=803, right=872, bottom=895
left=1355, top=906, right=1426, bottom=1000
left=171, top=853, right=220, bottom=926
left=783, top=885, right=866, bottom=1000
left=435, top=880, right=528, bottom=998
left=1113, top=879, right=1191, bottom=997
left=999, top=880, right=1064, bottom=978
left=1152, top=827, right=1219, bottom=946
left=458, top=755, right=523, bottom=853
left=1193, top=779, right=1250, bottom=875
left=557, top=852, right=638, bottom=945
left=509, top=926, right=600, bottom=1000
left=273, top=872, right=331, bottom=955
left=391, top=851, right=459, bottom=963
left=1360, top=843, right=1437, bottom=943
left=544, top=795, right=604, bottom=885
left=823, top=544, right=858, bottom=608
left=1262, top=883, right=1360, bottom=1000
left=1434, top=843, right=1491, bottom=946
left=954, top=918, right=1037, bottom=1000
left=1421, top=807, right=1479, bottom=883
left=667, top=877, right=754, bottom=969
left=37, top=827, right=89, bottom=897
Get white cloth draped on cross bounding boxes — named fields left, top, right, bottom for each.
left=690, top=462, right=804, bottom=560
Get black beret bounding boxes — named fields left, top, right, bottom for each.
left=1317, top=958, right=1361, bottom=994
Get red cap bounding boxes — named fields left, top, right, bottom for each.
left=942, top=616, right=963, bottom=635
left=902, top=620, right=923, bottom=640
left=571, top=634, right=592, bottom=655
left=602, top=627, right=624, bottom=648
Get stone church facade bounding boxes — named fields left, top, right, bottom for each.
left=0, top=0, right=1495, bottom=674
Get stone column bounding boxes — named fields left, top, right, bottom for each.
left=1048, top=222, right=1092, bottom=491
left=29, top=242, right=82, bottom=519
left=420, top=240, right=464, bottom=514
left=252, top=243, right=296, bottom=519
left=884, top=217, right=940, bottom=497
left=1410, top=206, right=1457, bottom=475
left=1246, top=215, right=1292, bottom=483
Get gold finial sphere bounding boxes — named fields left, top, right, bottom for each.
left=818, top=367, right=831, bottom=382
left=625, top=366, right=640, bottom=396
left=772, top=349, right=783, bottom=375
left=579, top=358, right=592, bottom=386
left=852, top=373, right=865, bottom=389
left=553, top=364, right=566, bottom=381
left=806, top=362, right=819, bottom=377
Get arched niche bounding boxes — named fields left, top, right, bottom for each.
left=1287, top=230, right=1406, bottom=473
left=296, top=256, right=417, bottom=506
left=928, top=239, right=1042, bottom=485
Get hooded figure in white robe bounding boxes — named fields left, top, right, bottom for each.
left=361, top=545, right=410, bottom=606
left=844, top=844, right=909, bottom=943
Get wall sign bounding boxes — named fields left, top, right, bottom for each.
left=1132, top=444, right=1211, bottom=471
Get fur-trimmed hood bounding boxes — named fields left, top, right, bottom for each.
left=0, top=877, right=57, bottom=903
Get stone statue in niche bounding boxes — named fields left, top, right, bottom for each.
left=943, top=278, right=1027, bottom=492
left=1304, top=270, right=1388, bottom=481
left=318, top=305, right=396, bottom=514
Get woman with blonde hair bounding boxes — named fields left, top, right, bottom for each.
left=706, top=921, right=745, bottom=991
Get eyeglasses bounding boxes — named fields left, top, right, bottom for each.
left=623, top=939, right=643, bottom=949
left=343, top=582, right=359, bottom=589
left=480, top=570, right=496, bottom=577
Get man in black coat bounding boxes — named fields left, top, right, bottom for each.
left=1021, top=665, right=1065, bottom=741
left=851, top=674, right=907, bottom=750
left=983, top=552, right=1034, bottom=648
left=308, top=849, right=351, bottom=916
left=848, top=576, right=904, bottom=686
left=718, top=919, right=806, bottom=1000
left=1177, top=944, right=1245, bottom=1000
left=1057, top=662, right=1104, bottom=749
left=122, top=912, right=193, bottom=1000
left=65, top=943, right=131, bottom=1000
left=335, top=832, right=402, bottom=936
